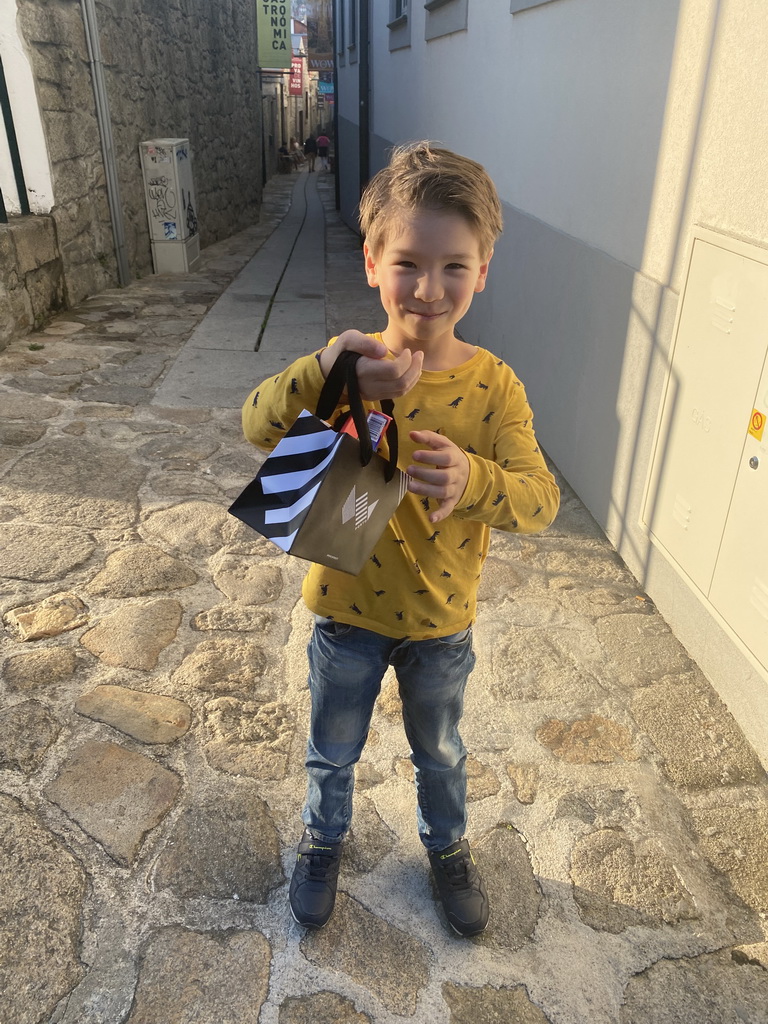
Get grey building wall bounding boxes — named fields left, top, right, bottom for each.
left=336, top=113, right=360, bottom=232
left=15, top=0, right=263, bottom=307
left=331, top=0, right=768, bottom=761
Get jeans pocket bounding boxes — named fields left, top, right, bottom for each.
left=435, top=626, right=472, bottom=648
left=314, top=616, right=354, bottom=639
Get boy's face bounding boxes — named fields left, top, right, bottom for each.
left=364, top=209, right=491, bottom=355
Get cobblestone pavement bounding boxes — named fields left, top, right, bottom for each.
left=2, top=170, right=768, bottom=1024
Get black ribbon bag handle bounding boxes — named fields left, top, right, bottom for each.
left=315, top=349, right=399, bottom=482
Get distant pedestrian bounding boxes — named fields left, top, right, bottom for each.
left=289, top=137, right=305, bottom=167
left=316, top=132, right=330, bottom=171
left=303, top=134, right=317, bottom=172
left=277, top=143, right=293, bottom=174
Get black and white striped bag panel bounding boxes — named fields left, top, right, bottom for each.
left=259, top=412, right=342, bottom=495
left=230, top=411, right=341, bottom=550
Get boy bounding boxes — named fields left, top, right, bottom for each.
left=242, top=142, right=559, bottom=936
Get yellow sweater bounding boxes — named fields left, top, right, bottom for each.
left=242, top=337, right=559, bottom=639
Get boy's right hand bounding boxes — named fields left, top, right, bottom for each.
left=318, top=330, right=423, bottom=401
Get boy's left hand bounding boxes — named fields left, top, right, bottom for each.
left=407, top=431, right=470, bottom=524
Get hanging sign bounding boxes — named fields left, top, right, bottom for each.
left=289, top=56, right=303, bottom=95
left=258, top=1, right=291, bottom=69
left=305, top=0, right=334, bottom=71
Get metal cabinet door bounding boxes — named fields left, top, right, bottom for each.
left=644, top=236, right=768, bottom=595
left=708, top=354, right=768, bottom=670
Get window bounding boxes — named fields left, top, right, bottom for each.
left=348, top=0, right=357, bottom=62
left=510, top=0, right=561, bottom=13
left=425, top=0, right=468, bottom=41
left=336, top=0, right=346, bottom=65
left=388, top=0, right=411, bottom=50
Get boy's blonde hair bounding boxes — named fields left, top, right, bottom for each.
left=358, top=141, right=503, bottom=258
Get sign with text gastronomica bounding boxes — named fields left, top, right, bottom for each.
left=258, top=1, right=291, bottom=69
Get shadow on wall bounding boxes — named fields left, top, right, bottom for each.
left=612, top=1, right=725, bottom=584
left=462, top=0, right=724, bottom=585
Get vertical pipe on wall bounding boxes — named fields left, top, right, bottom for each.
left=279, top=79, right=286, bottom=146
left=332, top=0, right=340, bottom=210
left=358, top=0, right=370, bottom=194
left=255, top=3, right=267, bottom=187
left=80, top=0, right=130, bottom=286
left=259, top=70, right=267, bottom=186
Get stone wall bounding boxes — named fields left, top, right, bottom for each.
left=0, top=217, right=66, bottom=342
left=10, top=0, right=262, bottom=322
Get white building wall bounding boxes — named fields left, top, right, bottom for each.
left=641, top=1, right=768, bottom=289
left=0, top=2, right=54, bottom=214
left=344, top=0, right=768, bottom=761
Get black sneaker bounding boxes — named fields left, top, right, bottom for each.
left=289, top=829, right=343, bottom=928
left=428, top=838, right=489, bottom=937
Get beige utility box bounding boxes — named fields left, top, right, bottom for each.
left=139, top=138, right=201, bottom=273
left=643, top=228, right=768, bottom=674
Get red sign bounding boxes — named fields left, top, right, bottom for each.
left=289, top=56, right=303, bottom=96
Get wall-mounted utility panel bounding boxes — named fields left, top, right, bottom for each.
left=643, top=228, right=768, bottom=673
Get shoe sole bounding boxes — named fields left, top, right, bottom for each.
left=289, top=904, right=328, bottom=929
left=449, top=918, right=488, bottom=938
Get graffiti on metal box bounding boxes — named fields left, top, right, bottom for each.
left=147, top=176, right=177, bottom=223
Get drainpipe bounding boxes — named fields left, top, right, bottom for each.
left=260, top=70, right=268, bottom=187
left=80, top=0, right=130, bottom=286
left=358, top=0, right=370, bottom=194
left=332, top=0, right=340, bottom=210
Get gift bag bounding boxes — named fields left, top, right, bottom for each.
left=229, top=351, right=409, bottom=575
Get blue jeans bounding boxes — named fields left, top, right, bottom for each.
left=303, top=617, right=476, bottom=852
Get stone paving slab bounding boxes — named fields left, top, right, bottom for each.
left=1, top=794, right=86, bottom=1024
left=268, top=302, right=326, bottom=326
left=258, top=324, right=329, bottom=353
left=182, top=310, right=266, bottom=351
left=45, top=739, right=182, bottom=865
left=152, top=345, right=293, bottom=408
left=74, top=684, right=193, bottom=744
left=0, top=169, right=766, bottom=1024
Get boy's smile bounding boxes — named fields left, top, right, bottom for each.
left=364, top=209, right=492, bottom=369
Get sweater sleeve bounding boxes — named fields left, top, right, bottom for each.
left=242, top=351, right=331, bottom=452
left=453, top=378, right=559, bottom=534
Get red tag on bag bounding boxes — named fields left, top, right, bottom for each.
left=340, top=409, right=392, bottom=450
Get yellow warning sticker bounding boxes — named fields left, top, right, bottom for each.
left=749, top=408, right=765, bottom=441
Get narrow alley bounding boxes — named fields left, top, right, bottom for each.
left=1, top=169, right=767, bottom=1024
